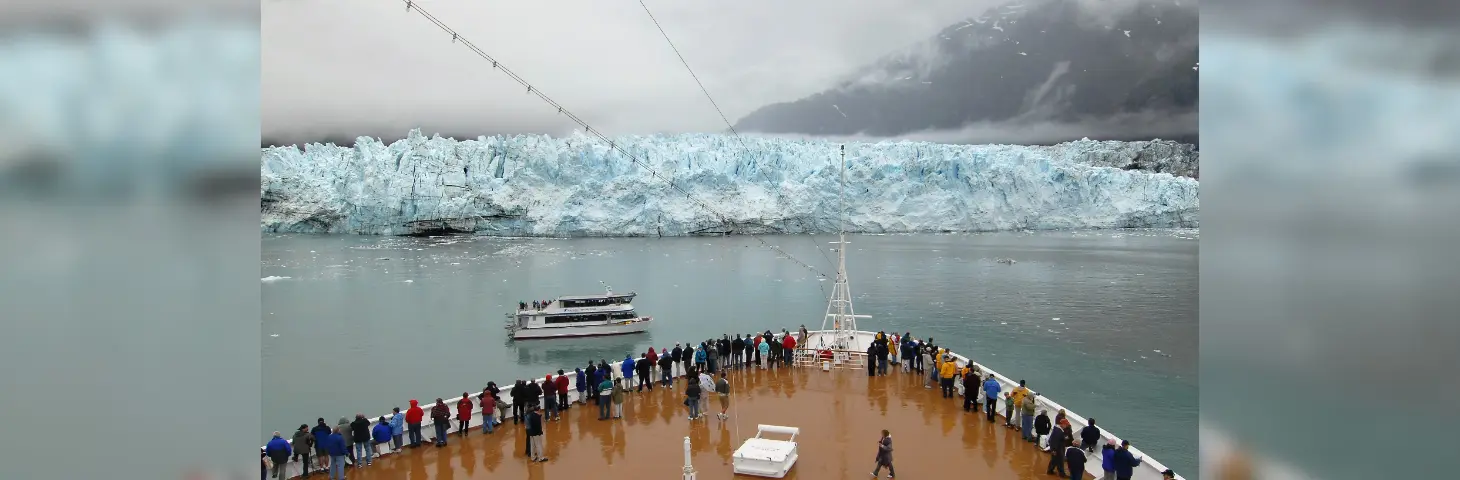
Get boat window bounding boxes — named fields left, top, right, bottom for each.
left=609, top=312, right=637, bottom=320
left=544, top=314, right=609, bottom=324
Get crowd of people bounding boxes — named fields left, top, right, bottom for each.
left=263, top=327, right=1173, bottom=480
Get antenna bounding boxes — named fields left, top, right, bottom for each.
left=819, top=144, right=869, bottom=350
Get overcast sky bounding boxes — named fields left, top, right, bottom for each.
left=262, top=0, right=1006, bottom=143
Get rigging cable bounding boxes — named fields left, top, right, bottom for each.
left=636, top=0, right=840, bottom=278
left=392, top=0, right=828, bottom=280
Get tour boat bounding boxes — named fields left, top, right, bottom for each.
left=505, top=287, right=653, bottom=340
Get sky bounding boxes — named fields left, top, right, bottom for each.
left=261, top=0, right=1007, bottom=144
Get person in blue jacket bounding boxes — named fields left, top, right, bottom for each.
left=574, top=368, right=587, bottom=404
left=1101, top=439, right=1118, bottom=480
left=981, top=375, right=1003, bottom=422
left=388, top=408, right=404, bottom=452
left=323, top=428, right=349, bottom=480
left=1112, top=440, right=1144, bottom=480
left=264, top=431, right=292, bottom=479
left=371, top=416, right=392, bottom=462
left=621, top=354, right=636, bottom=384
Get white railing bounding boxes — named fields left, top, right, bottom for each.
left=264, top=330, right=1182, bottom=480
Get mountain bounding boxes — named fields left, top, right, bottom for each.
left=733, top=0, right=1198, bottom=145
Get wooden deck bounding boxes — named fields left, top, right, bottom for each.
left=324, top=365, right=1068, bottom=480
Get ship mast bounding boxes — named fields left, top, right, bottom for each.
left=820, top=144, right=870, bottom=351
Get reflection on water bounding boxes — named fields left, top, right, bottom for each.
left=513, top=334, right=656, bottom=370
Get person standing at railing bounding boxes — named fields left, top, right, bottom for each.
left=457, top=393, right=474, bottom=435
left=290, top=424, right=313, bottom=477
left=1111, top=440, right=1144, bottom=480
left=981, top=375, right=1002, bottom=422
left=525, top=379, right=543, bottom=420
left=938, top=356, right=957, bottom=397
left=597, top=375, right=613, bottom=420
left=887, top=333, right=898, bottom=368
left=555, top=370, right=571, bottom=410
left=265, top=431, right=292, bottom=479
left=336, top=417, right=355, bottom=466
left=323, top=427, right=348, bottom=480
left=311, top=418, right=332, bottom=472
left=574, top=368, right=588, bottom=404
left=658, top=350, right=674, bottom=386
left=621, top=354, right=636, bottom=390
left=370, top=417, right=391, bottom=464
left=610, top=378, right=626, bottom=419
left=405, top=399, right=424, bottom=448
left=478, top=390, right=497, bottom=433
left=962, top=369, right=980, bottom=412
left=1035, top=410, right=1052, bottom=445
left=730, top=336, right=744, bottom=369
left=587, top=364, right=601, bottom=404
left=1064, top=441, right=1088, bottom=480
left=430, top=398, right=450, bottom=447
left=350, top=414, right=374, bottom=466
left=757, top=335, right=771, bottom=369
left=1021, top=394, right=1038, bottom=442
left=1100, top=439, right=1118, bottom=480
left=718, top=336, right=732, bottom=371
left=636, top=352, right=653, bottom=391
left=876, top=337, right=891, bottom=376
left=1081, top=419, right=1101, bottom=453
left=388, top=408, right=404, bottom=451
left=645, top=347, right=659, bottom=381
left=671, top=343, right=685, bottom=377
left=1010, top=380, right=1030, bottom=429
left=542, top=377, right=560, bottom=421
left=781, top=332, right=796, bottom=366
left=866, top=343, right=877, bottom=376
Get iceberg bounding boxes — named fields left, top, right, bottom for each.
left=260, top=130, right=1198, bottom=236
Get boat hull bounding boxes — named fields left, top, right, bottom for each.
left=511, top=319, right=651, bottom=339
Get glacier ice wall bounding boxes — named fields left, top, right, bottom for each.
left=260, top=130, right=1198, bottom=236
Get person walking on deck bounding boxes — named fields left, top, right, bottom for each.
left=266, top=431, right=292, bottom=479
left=405, top=400, right=424, bottom=448
left=1021, top=394, right=1038, bottom=441
left=938, top=356, right=957, bottom=398
left=543, top=376, right=559, bottom=420
left=323, top=428, right=348, bottom=480
left=871, top=429, right=895, bottom=479
left=430, top=398, right=450, bottom=447
left=350, top=414, right=374, bottom=466
left=610, top=378, right=626, bottom=418
left=457, top=393, right=474, bottom=435
left=684, top=375, right=702, bottom=420
left=866, top=343, right=877, bottom=376
left=1111, top=440, right=1144, bottom=480
left=698, top=369, right=715, bottom=414
left=1081, top=419, right=1101, bottom=452
left=336, top=417, right=355, bottom=465
left=525, top=405, right=547, bottom=462
left=981, top=375, right=1002, bottom=422
left=555, top=370, right=571, bottom=409
left=388, top=408, right=404, bottom=450
left=370, top=417, right=390, bottom=464
left=479, top=390, right=497, bottom=433
left=1047, top=423, right=1069, bottom=477
left=575, top=367, right=587, bottom=404
left=311, top=418, right=332, bottom=472
left=1065, top=441, right=1088, bottom=480
left=290, top=424, right=313, bottom=477
left=715, top=372, right=731, bottom=420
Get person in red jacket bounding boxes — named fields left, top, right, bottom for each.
left=405, top=399, right=425, bottom=447
left=456, top=393, right=474, bottom=436
left=645, top=348, right=659, bottom=380
left=554, top=370, right=571, bottom=410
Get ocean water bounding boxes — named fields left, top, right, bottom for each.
left=262, top=229, right=1197, bottom=475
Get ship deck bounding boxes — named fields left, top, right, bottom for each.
left=316, top=366, right=1064, bottom=480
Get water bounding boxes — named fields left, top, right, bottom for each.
left=262, top=229, right=1197, bottom=476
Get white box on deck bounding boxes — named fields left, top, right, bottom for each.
left=732, top=425, right=800, bottom=478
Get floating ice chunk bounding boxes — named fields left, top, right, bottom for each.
left=270, top=334, right=280, bottom=337
left=1052, top=317, right=1060, bottom=321
left=262, top=276, right=291, bottom=282
left=1123, top=30, right=1131, bottom=37
left=1018, top=52, right=1027, bottom=56
left=403, top=279, right=414, bottom=283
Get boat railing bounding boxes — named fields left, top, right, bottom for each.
left=265, top=329, right=1181, bottom=480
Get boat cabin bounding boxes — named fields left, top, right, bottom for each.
left=556, top=292, right=636, bottom=308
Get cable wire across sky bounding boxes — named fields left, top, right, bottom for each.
left=393, top=0, right=830, bottom=280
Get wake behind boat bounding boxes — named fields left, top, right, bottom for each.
left=506, top=286, right=653, bottom=340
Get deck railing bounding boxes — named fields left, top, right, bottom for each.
left=264, top=330, right=1181, bottom=480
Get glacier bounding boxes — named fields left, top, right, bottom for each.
left=260, top=130, right=1198, bottom=236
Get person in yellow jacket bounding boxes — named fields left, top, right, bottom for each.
left=1009, top=380, right=1030, bottom=429
left=888, top=335, right=899, bottom=368
left=938, top=355, right=958, bottom=398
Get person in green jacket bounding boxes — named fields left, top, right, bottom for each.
left=597, top=376, right=613, bottom=420
left=1021, top=393, right=1038, bottom=441
left=610, top=378, right=626, bottom=419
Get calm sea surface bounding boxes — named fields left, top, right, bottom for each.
left=262, top=230, right=1197, bottom=475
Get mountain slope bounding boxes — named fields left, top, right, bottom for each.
left=734, top=0, right=1198, bottom=144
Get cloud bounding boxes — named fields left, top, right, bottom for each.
left=262, top=0, right=1010, bottom=142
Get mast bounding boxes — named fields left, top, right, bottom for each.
left=819, top=144, right=870, bottom=351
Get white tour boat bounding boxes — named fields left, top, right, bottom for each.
left=505, top=286, right=653, bottom=340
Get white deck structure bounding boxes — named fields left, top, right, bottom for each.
left=731, top=425, right=801, bottom=478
